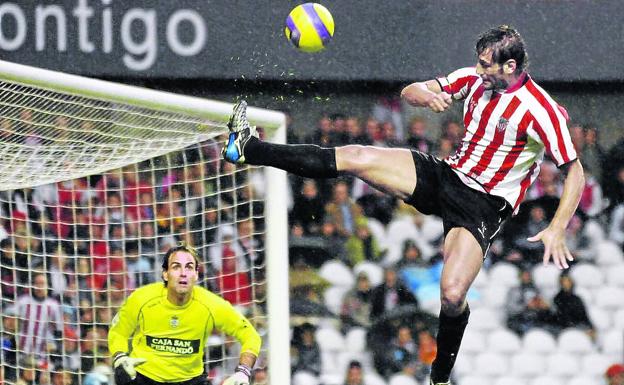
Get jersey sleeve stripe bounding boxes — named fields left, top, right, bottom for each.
left=469, top=96, right=521, bottom=177
left=456, top=94, right=502, bottom=169
left=525, top=80, right=572, bottom=164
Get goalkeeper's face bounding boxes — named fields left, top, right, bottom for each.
left=163, top=251, right=198, bottom=295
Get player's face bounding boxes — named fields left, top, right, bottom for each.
left=476, top=48, right=509, bottom=91
left=163, top=251, right=198, bottom=295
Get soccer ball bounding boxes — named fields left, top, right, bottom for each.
left=284, top=3, right=334, bottom=52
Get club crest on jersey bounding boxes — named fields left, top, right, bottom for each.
left=496, top=117, right=509, bottom=132
left=170, top=315, right=179, bottom=329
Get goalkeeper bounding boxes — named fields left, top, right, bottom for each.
left=108, top=244, right=261, bottom=385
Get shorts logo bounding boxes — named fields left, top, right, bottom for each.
left=496, top=118, right=508, bottom=132
left=170, top=316, right=179, bottom=329
left=146, top=336, right=200, bottom=355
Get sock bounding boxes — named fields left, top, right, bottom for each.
left=430, top=304, right=471, bottom=384
left=243, top=137, right=338, bottom=178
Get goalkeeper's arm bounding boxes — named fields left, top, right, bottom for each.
left=109, top=293, right=147, bottom=385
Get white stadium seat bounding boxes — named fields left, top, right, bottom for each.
left=522, top=328, right=557, bottom=353
left=388, top=374, right=418, bottom=385
left=488, top=262, right=520, bottom=287
left=323, top=286, right=350, bottom=315
left=510, top=352, right=546, bottom=377
left=472, top=267, right=490, bottom=289
left=493, top=377, right=527, bottom=385
left=567, top=376, right=602, bottom=385
left=600, top=329, right=624, bottom=355
left=581, top=352, right=614, bottom=376
left=588, top=306, right=611, bottom=331
left=613, top=308, right=624, bottom=329
left=363, top=371, right=387, bottom=385
left=606, top=263, right=624, bottom=287
left=345, top=327, right=367, bottom=353
left=467, top=308, right=503, bottom=331
left=594, top=286, right=624, bottom=309
left=319, top=373, right=342, bottom=385
left=487, top=328, right=522, bottom=354
left=315, top=327, right=345, bottom=352
left=453, top=353, right=474, bottom=376
left=459, top=329, right=486, bottom=354
left=353, top=261, right=384, bottom=287
left=481, top=284, right=510, bottom=309
left=595, top=240, right=624, bottom=266
left=458, top=376, right=492, bottom=385
left=293, top=371, right=320, bottom=385
left=557, top=328, right=595, bottom=354
left=474, top=352, right=509, bottom=376
left=319, top=260, right=355, bottom=288
left=546, top=352, right=580, bottom=377
left=529, top=376, right=564, bottom=385
left=569, top=263, right=604, bottom=289
left=531, top=263, right=561, bottom=290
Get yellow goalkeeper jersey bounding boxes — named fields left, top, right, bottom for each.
left=108, top=282, right=261, bottom=382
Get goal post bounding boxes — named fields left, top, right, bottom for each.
left=0, top=59, right=290, bottom=385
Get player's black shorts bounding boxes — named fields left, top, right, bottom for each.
left=405, top=151, right=512, bottom=256
left=135, top=373, right=210, bottom=385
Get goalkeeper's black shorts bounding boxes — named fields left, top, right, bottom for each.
left=405, top=150, right=512, bottom=256
left=135, top=373, right=209, bottom=385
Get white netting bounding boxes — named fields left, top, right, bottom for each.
left=0, top=73, right=275, bottom=385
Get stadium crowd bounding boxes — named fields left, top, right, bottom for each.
left=0, top=100, right=624, bottom=385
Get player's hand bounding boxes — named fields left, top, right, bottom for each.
left=222, top=372, right=250, bottom=385
left=426, top=92, right=453, bottom=113
left=113, top=353, right=147, bottom=385
left=527, top=225, right=574, bottom=269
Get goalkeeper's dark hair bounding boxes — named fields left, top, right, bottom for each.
left=161, top=242, right=200, bottom=287
left=476, top=25, right=528, bottom=75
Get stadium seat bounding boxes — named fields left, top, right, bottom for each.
left=546, top=352, right=580, bottom=377
left=480, top=284, right=510, bottom=309
left=459, top=376, right=492, bottom=385
left=557, top=328, right=595, bottom=354
left=574, top=286, right=593, bottom=305
left=387, top=374, right=418, bottom=385
left=600, top=329, right=624, bottom=355
left=321, top=351, right=341, bottom=376
left=319, top=373, right=342, bottom=385
left=293, top=371, right=320, bottom=385
left=567, top=376, right=602, bottom=385
left=474, top=352, right=509, bottom=376
left=459, top=329, right=486, bottom=354
left=595, top=240, right=624, bottom=266
left=363, top=371, right=387, bottom=385
left=487, top=328, right=522, bottom=354
left=345, top=327, right=367, bottom=353
left=488, top=262, right=520, bottom=287
left=528, top=376, right=564, bottom=385
left=453, top=352, right=474, bottom=376
left=466, top=308, right=503, bottom=331
left=510, top=352, right=546, bottom=377
left=613, top=308, right=624, bottom=329
left=581, top=352, right=613, bottom=376
left=366, top=218, right=388, bottom=250
left=353, top=261, right=384, bottom=287
left=569, top=263, right=604, bottom=289
left=319, top=260, right=355, bottom=288
left=588, top=306, right=611, bottom=331
left=323, top=286, right=350, bottom=315
left=531, top=263, right=561, bottom=291
left=472, top=267, right=490, bottom=289
left=594, top=286, right=624, bottom=309
left=315, top=326, right=346, bottom=352
left=493, top=377, right=527, bottom=385
left=522, top=328, right=557, bottom=353
left=606, top=263, right=624, bottom=287
left=583, top=219, right=605, bottom=243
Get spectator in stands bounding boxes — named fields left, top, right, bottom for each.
left=365, top=117, right=384, bottom=146
left=345, top=117, right=371, bottom=146
left=370, top=266, right=418, bottom=321
left=343, top=360, right=364, bottom=385
left=551, top=274, right=595, bottom=338
left=380, top=121, right=404, bottom=148
left=381, top=325, right=426, bottom=381
left=341, top=272, right=373, bottom=329
left=217, top=248, right=252, bottom=307
left=51, top=370, right=76, bottom=385
left=0, top=239, right=17, bottom=303
left=406, top=117, right=434, bottom=153
left=526, top=160, right=563, bottom=200
left=354, top=183, right=397, bottom=226
left=344, top=217, right=383, bottom=267
left=580, top=124, right=605, bottom=182
left=578, top=169, right=604, bottom=217
left=440, top=120, right=463, bottom=149
left=320, top=217, right=347, bottom=262
left=324, top=180, right=365, bottom=238
left=505, top=269, right=553, bottom=335
left=606, top=364, right=624, bottom=385
left=237, top=218, right=262, bottom=268
left=290, top=322, right=321, bottom=376
left=435, top=135, right=455, bottom=160
left=1, top=306, right=18, bottom=382
left=290, top=179, right=326, bottom=235
left=15, top=273, right=63, bottom=364
left=511, top=205, right=549, bottom=265
left=60, top=327, right=81, bottom=372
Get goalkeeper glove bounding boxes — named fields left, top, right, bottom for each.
left=222, top=365, right=252, bottom=385
left=113, top=353, right=147, bottom=385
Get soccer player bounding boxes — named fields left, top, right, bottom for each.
left=108, top=244, right=261, bottom=385
left=223, top=25, right=584, bottom=385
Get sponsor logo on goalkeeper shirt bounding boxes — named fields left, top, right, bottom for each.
left=146, top=336, right=200, bottom=354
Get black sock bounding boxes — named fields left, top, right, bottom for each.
left=243, top=137, right=338, bottom=178
left=430, top=304, right=470, bottom=383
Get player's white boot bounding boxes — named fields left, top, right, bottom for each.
left=222, top=100, right=259, bottom=164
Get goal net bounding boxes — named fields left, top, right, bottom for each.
left=0, top=61, right=289, bottom=385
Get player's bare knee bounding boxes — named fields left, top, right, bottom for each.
left=440, top=285, right=466, bottom=316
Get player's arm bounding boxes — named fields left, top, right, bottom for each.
left=401, top=80, right=453, bottom=113
left=528, top=159, right=584, bottom=269
left=109, top=293, right=147, bottom=385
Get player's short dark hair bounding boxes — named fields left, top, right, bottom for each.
left=476, top=25, right=528, bottom=74
left=161, top=242, right=200, bottom=286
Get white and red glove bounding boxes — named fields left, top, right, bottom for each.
left=222, top=365, right=251, bottom=385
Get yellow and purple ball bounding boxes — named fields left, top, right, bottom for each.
left=284, top=3, right=334, bottom=52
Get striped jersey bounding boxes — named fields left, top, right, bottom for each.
left=437, top=67, right=576, bottom=212
left=15, top=295, right=63, bottom=356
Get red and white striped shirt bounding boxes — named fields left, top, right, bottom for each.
left=437, top=67, right=577, bottom=212
left=15, top=294, right=63, bottom=356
